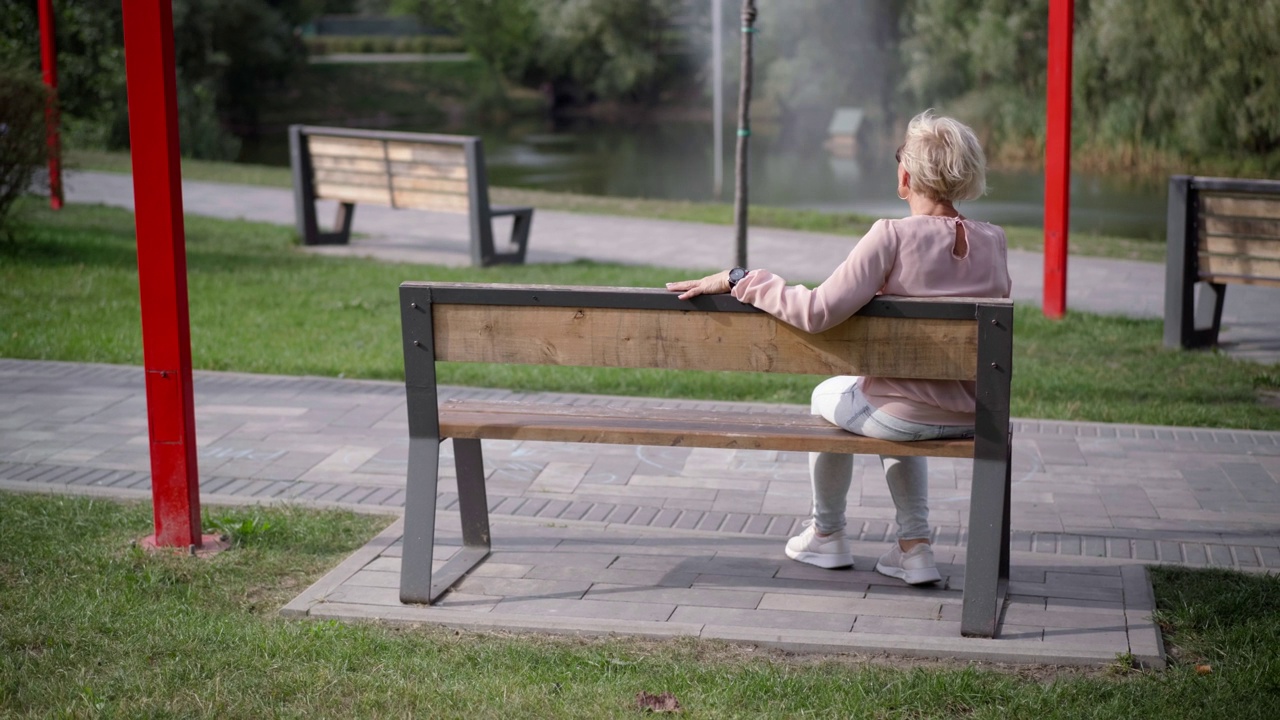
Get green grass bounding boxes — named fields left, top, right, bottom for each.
left=63, top=149, right=1166, bottom=262
left=3, top=199, right=1277, bottom=430
left=3, top=492, right=1278, bottom=718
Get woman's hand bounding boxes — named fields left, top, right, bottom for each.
left=665, top=270, right=732, bottom=300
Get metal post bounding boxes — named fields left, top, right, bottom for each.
left=122, top=0, right=204, bottom=549
left=1043, top=0, right=1074, bottom=319
left=733, top=0, right=757, bottom=269
left=37, top=0, right=62, bottom=210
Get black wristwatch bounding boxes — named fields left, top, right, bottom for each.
left=727, top=267, right=747, bottom=289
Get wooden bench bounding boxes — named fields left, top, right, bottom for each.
left=397, top=283, right=1015, bottom=638
left=289, top=125, right=532, bottom=267
left=1164, top=175, right=1280, bottom=348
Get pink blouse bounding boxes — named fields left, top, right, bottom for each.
left=731, top=215, right=1012, bottom=425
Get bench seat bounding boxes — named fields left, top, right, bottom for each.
left=440, top=399, right=974, bottom=457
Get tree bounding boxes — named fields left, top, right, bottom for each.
left=0, top=0, right=308, bottom=160
left=0, top=60, right=50, bottom=234
left=400, top=0, right=691, bottom=106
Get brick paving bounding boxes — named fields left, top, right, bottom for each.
left=7, top=172, right=1279, bottom=666
left=5, top=358, right=1280, bottom=666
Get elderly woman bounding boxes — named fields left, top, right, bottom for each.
left=666, top=110, right=1011, bottom=585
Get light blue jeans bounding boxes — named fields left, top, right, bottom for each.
left=808, top=376, right=973, bottom=540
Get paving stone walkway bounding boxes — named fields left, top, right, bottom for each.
left=9, top=171, right=1279, bottom=667
left=6, top=358, right=1280, bottom=667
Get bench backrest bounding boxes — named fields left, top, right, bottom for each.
left=1170, top=175, right=1280, bottom=287
left=400, top=283, right=1013, bottom=385
left=291, top=125, right=490, bottom=216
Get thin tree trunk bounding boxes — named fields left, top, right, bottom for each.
left=733, top=0, right=757, bottom=268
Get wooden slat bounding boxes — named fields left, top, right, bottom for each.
left=439, top=400, right=974, bottom=457
left=315, top=168, right=390, bottom=188
left=1202, top=194, right=1280, bottom=220
left=1202, top=216, right=1280, bottom=240
left=391, top=176, right=470, bottom=195
left=386, top=141, right=467, bottom=165
left=311, top=155, right=389, bottom=174
left=1200, top=235, right=1280, bottom=261
left=313, top=182, right=391, bottom=205
left=389, top=161, right=469, bottom=181
left=392, top=190, right=470, bottom=213
left=431, top=304, right=978, bottom=380
left=1198, top=254, right=1280, bottom=283
left=1200, top=275, right=1280, bottom=288
left=308, top=136, right=387, bottom=160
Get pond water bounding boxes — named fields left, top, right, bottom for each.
left=242, top=118, right=1170, bottom=240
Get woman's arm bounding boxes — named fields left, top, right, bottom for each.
left=674, top=221, right=897, bottom=333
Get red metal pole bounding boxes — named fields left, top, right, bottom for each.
left=121, top=0, right=203, bottom=548
left=37, top=0, right=63, bottom=210
left=1044, top=0, right=1074, bottom=319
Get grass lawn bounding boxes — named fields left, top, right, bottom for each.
left=3, top=200, right=1278, bottom=430
left=2, top=493, right=1278, bottom=718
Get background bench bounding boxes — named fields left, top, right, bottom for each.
left=1164, top=175, right=1280, bottom=348
left=398, top=283, right=1015, bottom=638
left=289, top=125, right=532, bottom=266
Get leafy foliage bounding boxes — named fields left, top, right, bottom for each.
left=0, top=61, right=49, bottom=233
left=898, top=0, right=1280, bottom=172
left=400, top=0, right=692, bottom=105
left=0, top=0, right=304, bottom=160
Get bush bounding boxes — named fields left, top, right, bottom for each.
left=0, top=66, right=50, bottom=234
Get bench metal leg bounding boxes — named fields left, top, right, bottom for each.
left=1192, top=281, right=1227, bottom=347
left=474, top=206, right=534, bottom=266
left=399, top=436, right=440, bottom=604
left=398, top=436, right=493, bottom=604
left=960, top=437, right=1012, bottom=637
left=424, top=438, right=491, bottom=600
left=327, top=202, right=355, bottom=245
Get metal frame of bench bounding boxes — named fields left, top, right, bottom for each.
left=289, top=125, right=532, bottom=267
left=398, top=283, right=1014, bottom=638
left=1164, top=175, right=1280, bottom=349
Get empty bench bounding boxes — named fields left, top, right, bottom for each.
left=289, top=125, right=533, bottom=266
left=397, top=283, right=1014, bottom=638
left=1164, top=175, right=1280, bottom=348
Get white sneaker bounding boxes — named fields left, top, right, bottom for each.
left=875, top=543, right=942, bottom=585
left=784, top=521, right=854, bottom=569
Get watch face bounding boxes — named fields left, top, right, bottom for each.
left=729, top=267, right=747, bottom=286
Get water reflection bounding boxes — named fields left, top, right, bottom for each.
left=243, top=118, right=1170, bottom=239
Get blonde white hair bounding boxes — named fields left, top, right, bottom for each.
left=898, top=110, right=987, bottom=202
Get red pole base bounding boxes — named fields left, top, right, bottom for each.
left=139, top=533, right=231, bottom=558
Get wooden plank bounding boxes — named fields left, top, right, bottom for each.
left=386, top=141, right=467, bottom=165
left=439, top=400, right=974, bottom=457
left=391, top=176, right=470, bottom=195
left=392, top=190, right=470, bottom=213
left=315, top=168, right=391, bottom=188
left=313, top=182, right=392, bottom=205
left=311, top=155, right=389, bottom=174
left=430, top=304, right=979, bottom=380
left=1200, top=235, right=1280, bottom=261
left=1202, top=194, right=1280, bottom=220
left=1202, top=216, right=1280, bottom=240
left=1198, top=254, right=1280, bottom=283
left=308, top=136, right=387, bottom=160
left=1200, top=274, right=1280, bottom=288
left=390, top=161, right=469, bottom=181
